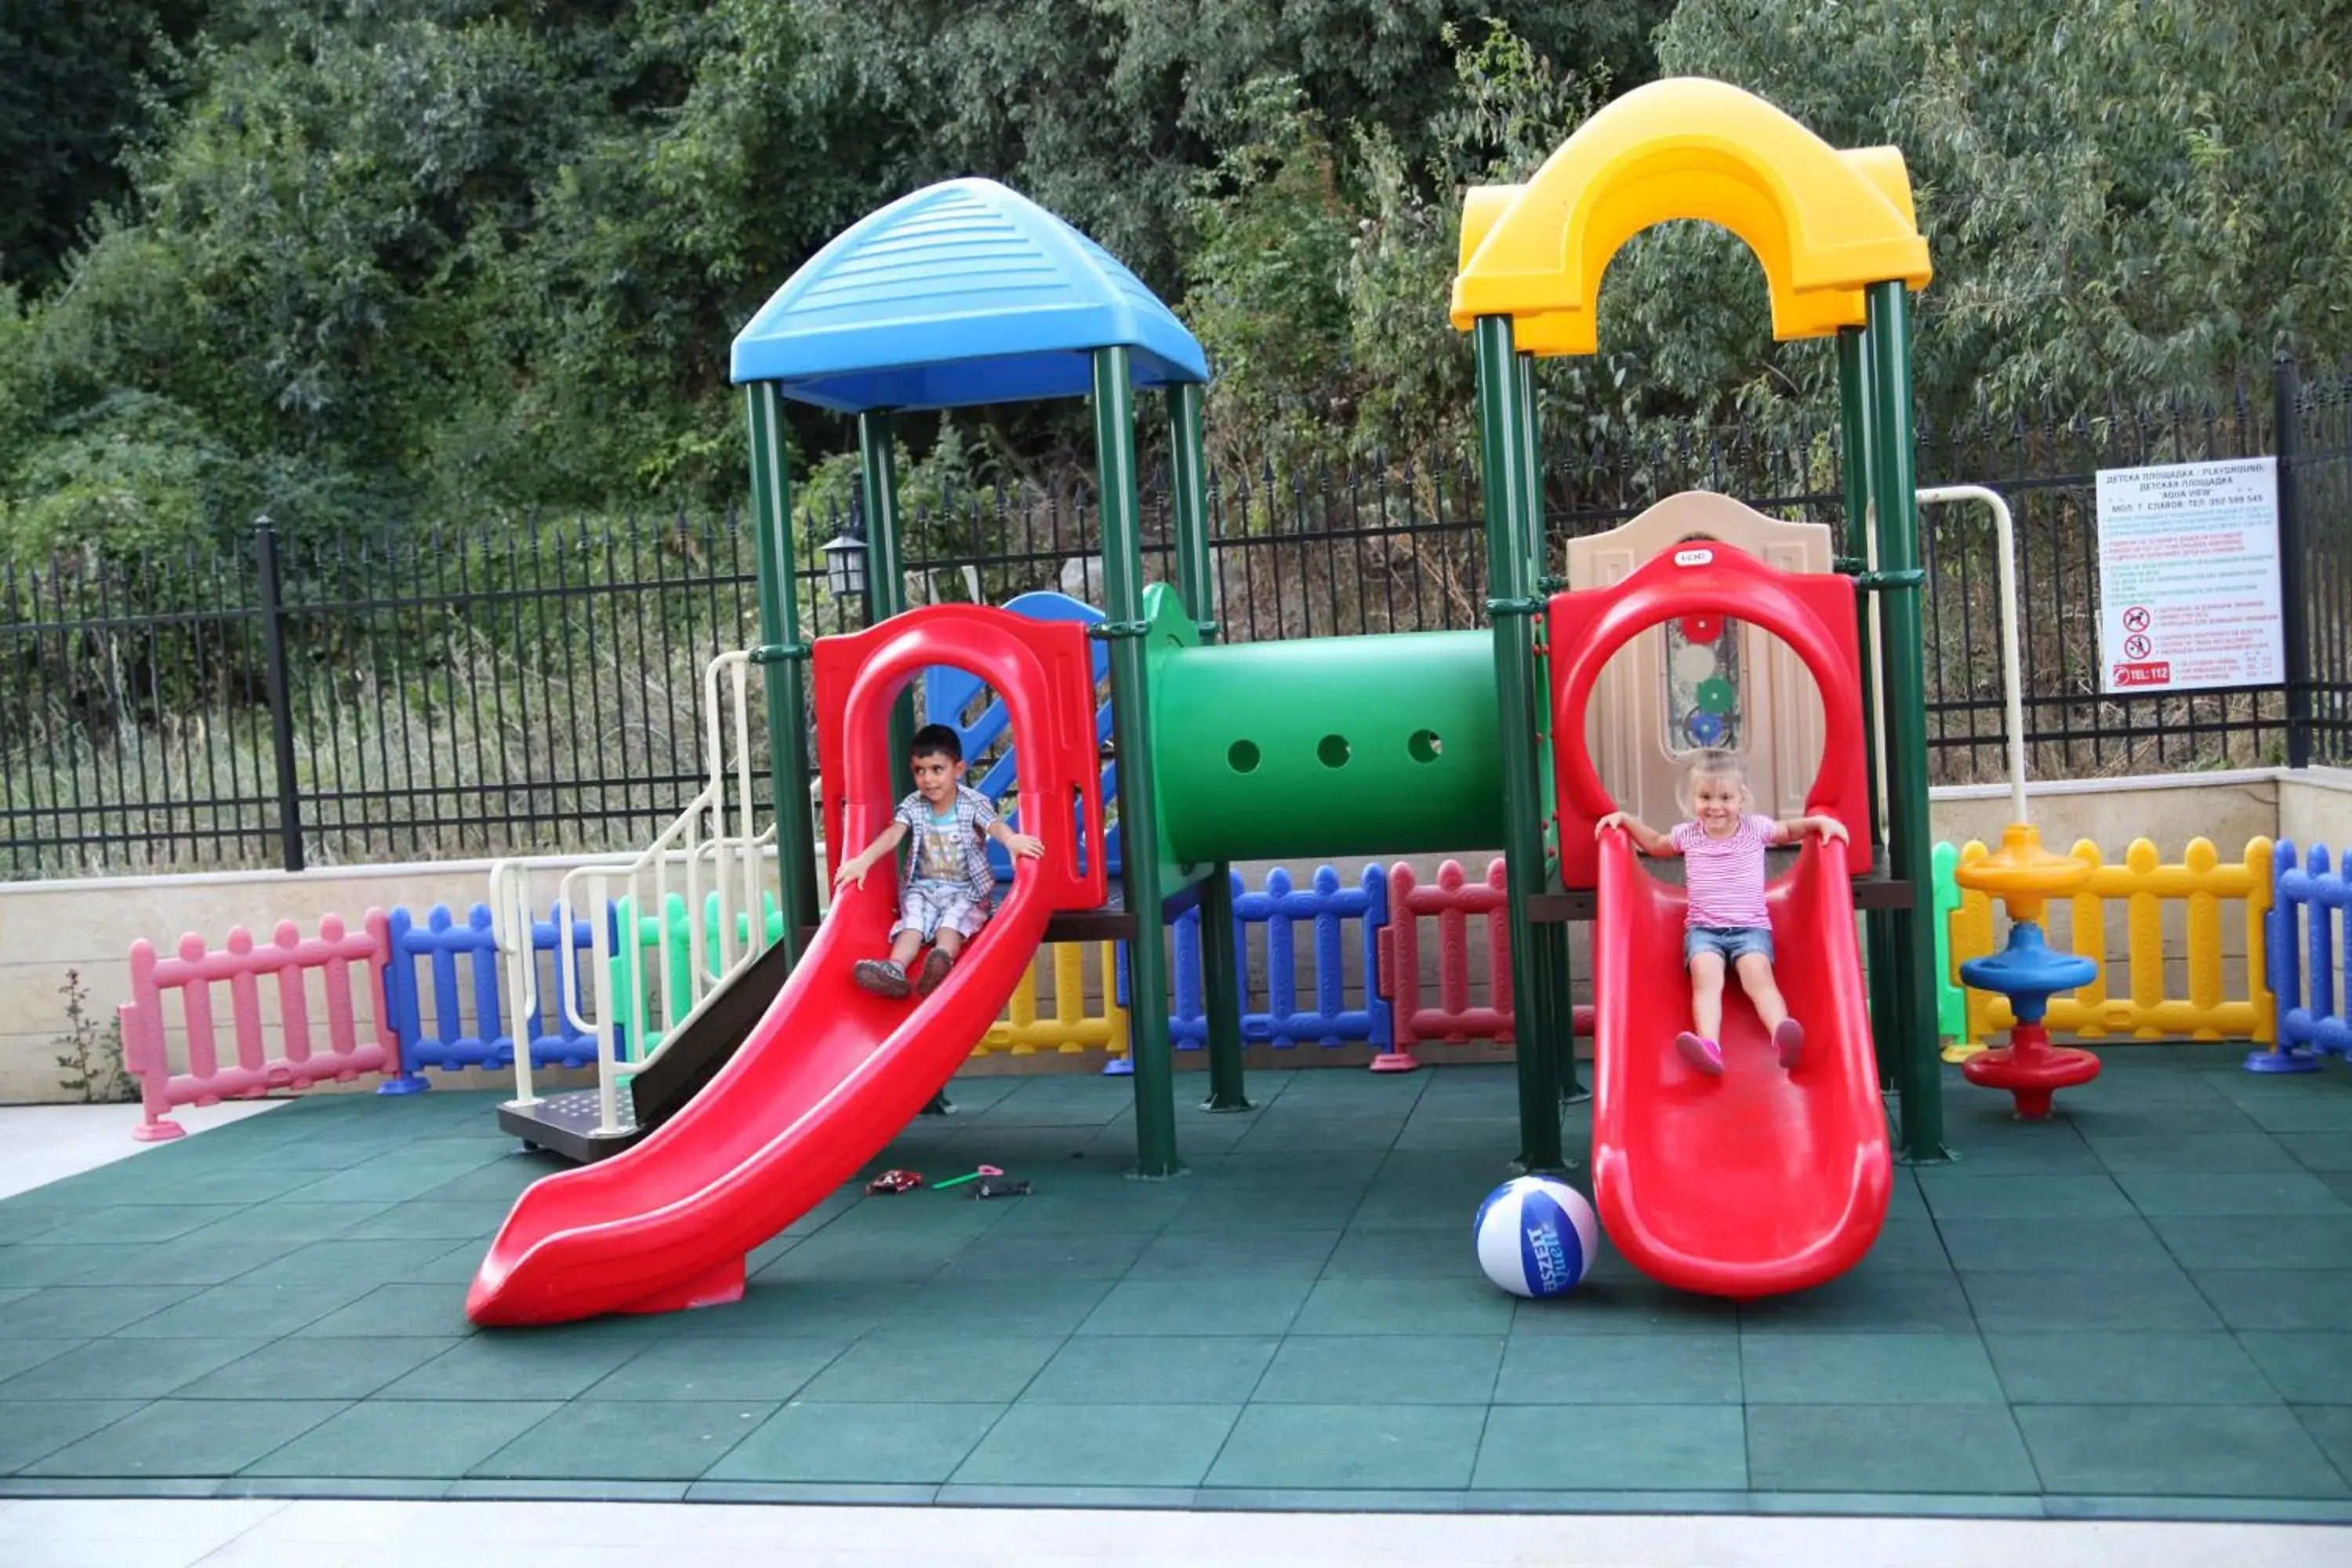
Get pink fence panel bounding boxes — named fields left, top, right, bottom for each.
left=1374, top=858, right=1596, bottom=1070
left=119, top=911, right=398, bottom=1142
left=1377, top=859, right=1515, bottom=1069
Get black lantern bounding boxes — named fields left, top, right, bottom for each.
left=820, top=516, right=869, bottom=600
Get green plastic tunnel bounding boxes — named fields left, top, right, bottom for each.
left=1149, top=630, right=1504, bottom=864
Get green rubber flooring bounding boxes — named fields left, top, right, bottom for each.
left=5, top=1051, right=2352, bottom=1520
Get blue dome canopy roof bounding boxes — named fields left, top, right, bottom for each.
left=730, top=179, right=1208, bottom=412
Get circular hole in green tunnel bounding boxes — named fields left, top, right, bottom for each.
left=1408, top=729, right=1443, bottom=764
left=1227, top=739, right=1261, bottom=775
left=1318, top=734, right=1351, bottom=768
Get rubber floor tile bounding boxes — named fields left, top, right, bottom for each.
left=2015, top=1403, right=2348, bottom=1497
left=704, top=1402, right=1007, bottom=1484
left=1738, top=1334, right=2005, bottom=1405
left=950, top=1403, right=1240, bottom=1487
left=240, top=1399, right=561, bottom=1478
left=1983, top=1331, right=2278, bottom=1404
left=23, top=1398, right=347, bottom=1477
left=468, top=1399, right=776, bottom=1480
left=1203, top=1403, right=1487, bottom=1490
left=1251, top=1334, right=1503, bottom=1404
left=1019, top=1335, right=1279, bottom=1404
left=1745, top=1405, right=2038, bottom=1494
left=1492, top=1334, right=1742, bottom=1405
left=1473, top=1404, right=1746, bottom=1491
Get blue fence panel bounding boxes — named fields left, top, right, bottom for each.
left=379, top=902, right=602, bottom=1089
left=1116, top=863, right=1392, bottom=1063
left=2264, top=841, right=2352, bottom=1068
left=926, top=590, right=1119, bottom=880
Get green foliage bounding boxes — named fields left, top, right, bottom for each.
left=1, top=0, right=2342, bottom=566
left=1181, top=22, right=1625, bottom=466
left=53, top=969, right=136, bottom=1104
left=0, top=1, right=212, bottom=293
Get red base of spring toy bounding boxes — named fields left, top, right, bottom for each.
left=1959, top=1021, right=2100, bottom=1120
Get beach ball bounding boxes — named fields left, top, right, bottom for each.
left=1474, top=1175, right=1601, bottom=1299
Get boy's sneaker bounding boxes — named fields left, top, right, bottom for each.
left=1773, top=1018, right=1805, bottom=1069
left=1675, top=1032, right=1725, bottom=1076
left=916, top=949, right=955, bottom=996
left=854, top=959, right=910, bottom=998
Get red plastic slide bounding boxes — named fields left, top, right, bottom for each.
left=1588, top=830, right=1891, bottom=1297
left=468, top=607, right=1106, bottom=1326
left=1547, top=543, right=1891, bottom=1297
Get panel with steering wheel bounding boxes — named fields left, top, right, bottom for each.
left=1545, top=543, right=1869, bottom=890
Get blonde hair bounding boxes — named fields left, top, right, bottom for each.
left=1677, top=748, right=1753, bottom=814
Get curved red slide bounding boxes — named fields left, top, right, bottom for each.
left=468, top=607, right=1105, bottom=1326
left=1548, top=543, right=1891, bottom=1297
left=1588, top=830, right=1891, bottom=1297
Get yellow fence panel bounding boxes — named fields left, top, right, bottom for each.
left=1955, top=836, right=2274, bottom=1045
left=976, top=941, right=1129, bottom=1058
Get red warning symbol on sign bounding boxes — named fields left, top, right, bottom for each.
left=2122, top=605, right=2151, bottom=633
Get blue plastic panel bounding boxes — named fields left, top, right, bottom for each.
left=731, top=179, right=1207, bottom=411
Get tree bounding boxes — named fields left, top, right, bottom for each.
left=0, top=1, right=213, bottom=292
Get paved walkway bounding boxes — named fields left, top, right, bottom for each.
left=2, top=1497, right=2348, bottom=1568
left=3, top=1052, right=2351, bottom=1540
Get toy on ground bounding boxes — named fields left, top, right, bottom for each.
left=1475, top=1175, right=1601, bottom=1299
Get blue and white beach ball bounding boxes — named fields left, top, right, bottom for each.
left=1474, top=1176, right=1601, bottom=1299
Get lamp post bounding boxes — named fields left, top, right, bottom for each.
left=821, top=514, right=870, bottom=605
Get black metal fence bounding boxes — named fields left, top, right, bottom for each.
left=5, top=362, right=2348, bottom=879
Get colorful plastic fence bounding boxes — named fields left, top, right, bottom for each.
left=1371, top=857, right=1599, bottom=1071
left=981, top=942, right=1128, bottom=1057
left=1951, top=836, right=2275, bottom=1044
left=1930, top=841, right=1967, bottom=1051
left=1377, top=858, right=1513, bottom=1069
left=2260, top=840, right=2350, bottom=1066
left=121, top=913, right=398, bottom=1141
left=1112, top=863, right=1394, bottom=1072
left=608, top=891, right=785, bottom=1061
left=378, top=902, right=601, bottom=1091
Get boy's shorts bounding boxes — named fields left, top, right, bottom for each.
left=1685, top=924, right=1774, bottom=968
left=895, top=880, right=989, bottom=942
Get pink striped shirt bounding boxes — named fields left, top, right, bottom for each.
left=1670, top=813, right=1784, bottom=930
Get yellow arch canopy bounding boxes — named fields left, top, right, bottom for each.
left=1450, top=78, right=1931, bottom=357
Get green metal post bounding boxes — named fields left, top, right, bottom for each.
left=1514, top=352, right=1583, bottom=1107
left=1864, top=283, right=1951, bottom=1163
left=1838, top=328, right=1899, bottom=1091
left=745, top=384, right=818, bottom=961
left=1170, top=384, right=1250, bottom=1112
left=857, top=409, right=946, bottom=1113
left=1475, top=318, right=1564, bottom=1173
left=1097, top=349, right=1181, bottom=1176
left=856, top=412, right=916, bottom=790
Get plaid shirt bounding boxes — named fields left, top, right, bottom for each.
left=895, top=786, right=998, bottom=902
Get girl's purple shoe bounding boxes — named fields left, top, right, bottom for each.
left=1774, top=1018, right=1805, bottom=1069
left=1675, top=1031, right=1724, bottom=1076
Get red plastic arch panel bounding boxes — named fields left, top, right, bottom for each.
left=813, top=605, right=1106, bottom=913
left=1547, top=544, right=1867, bottom=890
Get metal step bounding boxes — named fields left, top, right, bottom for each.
left=498, top=1088, right=643, bottom=1163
